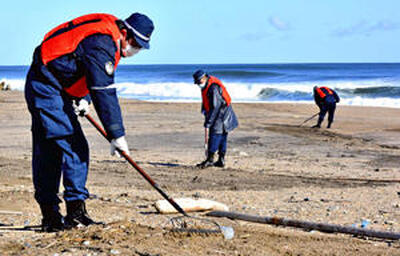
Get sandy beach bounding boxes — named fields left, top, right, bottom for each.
left=1, top=90, right=400, bottom=255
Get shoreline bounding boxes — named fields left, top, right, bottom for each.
left=6, top=86, right=400, bottom=108
left=2, top=90, right=400, bottom=139
left=124, top=98, right=400, bottom=109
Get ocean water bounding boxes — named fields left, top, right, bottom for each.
left=1, top=63, right=399, bottom=107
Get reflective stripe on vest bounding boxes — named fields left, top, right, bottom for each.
left=202, top=76, right=232, bottom=113
left=40, top=13, right=122, bottom=97
left=316, top=86, right=333, bottom=99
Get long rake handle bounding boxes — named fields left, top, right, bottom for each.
left=300, top=112, right=319, bottom=126
left=85, top=114, right=188, bottom=217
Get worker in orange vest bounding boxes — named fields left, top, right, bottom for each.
left=313, top=86, right=340, bottom=128
left=192, top=70, right=238, bottom=168
left=25, top=13, right=154, bottom=232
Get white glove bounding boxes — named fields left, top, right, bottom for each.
left=72, top=99, right=90, bottom=116
left=110, top=136, right=130, bottom=157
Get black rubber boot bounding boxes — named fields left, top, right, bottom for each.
left=64, top=200, right=102, bottom=228
left=196, top=152, right=215, bottom=168
left=40, top=204, right=64, bottom=232
left=312, top=121, right=321, bottom=128
left=214, top=152, right=225, bottom=168
left=327, top=122, right=332, bottom=129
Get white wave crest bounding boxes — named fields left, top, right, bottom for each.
left=116, top=82, right=200, bottom=100
left=341, top=97, right=400, bottom=108
left=3, top=78, right=399, bottom=108
left=115, top=80, right=398, bottom=99
left=116, top=82, right=287, bottom=101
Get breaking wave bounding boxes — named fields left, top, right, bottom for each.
left=1, top=63, right=399, bottom=108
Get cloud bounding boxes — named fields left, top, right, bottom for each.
left=269, top=16, right=291, bottom=31
left=331, top=21, right=367, bottom=37
left=368, top=20, right=400, bottom=32
left=238, top=31, right=269, bottom=41
left=332, top=20, right=400, bottom=37
left=238, top=16, right=290, bottom=41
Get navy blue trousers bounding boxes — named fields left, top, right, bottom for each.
left=25, top=72, right=90, bottom=208
left=318, top=102, right=336, bottom=124
left=31, top=121, right=90, bottom=206
left=208, top=133, right=228, bottom=155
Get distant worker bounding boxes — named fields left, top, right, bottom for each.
left=192, top=70, right=238, bottom=168
left=24, top=13, right=154, bottom=232
left=312, top=86, right=340, bottom=128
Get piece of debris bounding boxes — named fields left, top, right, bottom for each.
left=155, top=198, right=229, bottom=214
left=0, top=81, right=10, bottom=91
left=207, top=211, right=400, bottom=240
left=110, top=249, right=120, bottom=255
left=192, top=192, right=201, bottom=198
left=239, top=151, right=248, bottom=157
left=361, top=220, right=370, bottom=228
left=0, top=210, right=23, bottom=215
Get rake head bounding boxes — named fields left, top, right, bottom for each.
left=168, top=215, right=234, bottom=240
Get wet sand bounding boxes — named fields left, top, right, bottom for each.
left=1, top=90, right=400, bottom=255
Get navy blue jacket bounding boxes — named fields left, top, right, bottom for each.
left=28, top=34, right=124, bottom=139
left=314, top=87, right=340, bottom=109
left=203, top=82, right=238, bottom=134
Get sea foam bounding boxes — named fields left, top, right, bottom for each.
left=2, top=78, right=399, bottom=108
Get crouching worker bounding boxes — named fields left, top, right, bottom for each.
left=312, top=86, right=340, bottom=128
left=192, top=70, right=238, bottom=168
left=24, top=13, right=154, bottom=232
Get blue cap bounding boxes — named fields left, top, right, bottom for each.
left=193, top=70, right=206, bottom=84
left=125, top=13, right=154, bottom=49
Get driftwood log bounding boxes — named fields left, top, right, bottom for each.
left=207, top=211, right=400, bottom=240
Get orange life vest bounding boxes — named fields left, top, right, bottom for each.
left=40, top=13, right=122, bottom=97
left=202, top=76, right=232, bottom=113
left=315, top=86, right=333, bottom=98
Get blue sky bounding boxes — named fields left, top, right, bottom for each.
left=1, top=0, right=399, bottom=65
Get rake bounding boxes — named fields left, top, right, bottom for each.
left=85, top=114, right=234, bottom=239
left=299, top=112, right=319, bottom=127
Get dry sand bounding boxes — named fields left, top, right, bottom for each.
left=1, top=90, right=400, bottom=255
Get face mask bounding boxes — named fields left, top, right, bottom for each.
left=123, top=43, right=141, bottom=57
left=197, top=82, right=206, bottom=89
